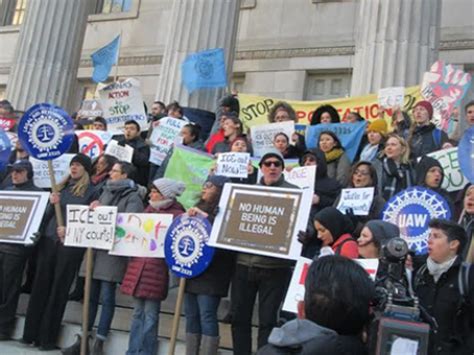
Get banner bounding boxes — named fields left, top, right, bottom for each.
left=30, top=154, right=75, bottom=188
left=306, top=121, right=367, bottom=162
left=149, top=117, right=187, bottom=165
left=238, top=85, right=422, bottom=129
left=181, top=48, right=227, bottom=93
left=0, top=191, right=49, bottom=245
left=99, top=78, right=148, bottom=133
left=283, top=165, right=316, bottom=191
left=215, top=152, right=250, bottom=178
left=336, top=187, right=375, bottom=216
left=109, top=213, right=173, bottom=258
left=77, top=130, right=113, bottom=160
left=65, top=205, right=118, bottom=250
left=164, top=145, right=215, bottom=209
left=105, top=139, right=133, bottom=163
left=209, top=183, right=312, bottom=260
left=426, top=147, right=468, bottom=191
left=250, top=121, right=295, bottom=157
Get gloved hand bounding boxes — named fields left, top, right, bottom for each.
left=297, top=230, right=313, bottom=245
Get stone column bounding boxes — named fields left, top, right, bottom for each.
left=156, top=0, right=241, bottom=112
left=351, top=0, right=441, bottom=96
left=6, top=0, right=91, bottom=111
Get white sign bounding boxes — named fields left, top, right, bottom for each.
left=250, top=121, right=295, bottom=158
left=79, top=99, right=103, bottom=118
left=30, top=154, right=75, bottom=188
left=216, top=152, right=250, bottom=178
left=65, top=205, right=118, bottom=250
left=149, top=117, right=187, bottom=165
left=284, top=165, right=316, bottom=192
left=378, top=87, right=405, bottom=108
left=354, top=258, right=379, bottom=281
left=336, top=187, right=375, bottom=216
left=77, top=130, right=113, bottom=159
left=426, top=147, right=468, bottom=192
left=105, top=139, right=134, bottom=163
left=109, top=213, right=173, bottom=258
left=99, top=78, right=148, bottom=133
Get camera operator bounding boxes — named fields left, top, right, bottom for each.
left=414, top=219, right=474, bottom=355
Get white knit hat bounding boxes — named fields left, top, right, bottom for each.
left=153, top=178, right=186, bottom=199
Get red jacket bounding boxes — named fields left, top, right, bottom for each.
left=331, top=233, right=358, bottom=259
left=206, top=129, right=225, bottom=153
left=120, top=201, right=185, bottom=300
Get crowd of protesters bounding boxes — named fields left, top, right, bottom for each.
left=0, top=95, right=472, bottom=355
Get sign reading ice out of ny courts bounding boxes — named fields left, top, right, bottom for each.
left=208, top=183, right=312, bottom=259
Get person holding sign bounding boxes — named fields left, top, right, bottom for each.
left=273, top=132, right=302, bottom=159
left=318, top=131, right=351, bottom=186
left=22, top=154, right=97, bottom=351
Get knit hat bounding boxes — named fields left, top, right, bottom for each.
left=206, top=175, right=230, bottom=188
left=259, top=148, right=285, bottom=168
left=367, top=119, right=388, bottom=136
left=314, top=207, right=353, bottom=243
left=364, top=220, right=399, bottom=250
left=414, top=100, right=433, bottom=120
left=70, top=153, right=92, bottom=175
left=11, top=159, right=33, bottom=179
left=153, top=178, right=186, bottom=199
left=220, top=95, right=240, bottom=113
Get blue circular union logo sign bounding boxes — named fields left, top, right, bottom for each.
left=18, top=103, right=74, bottom=160
left=382, top=187, right=451, bottom=255
left=164, top=214, right=214, bottom=278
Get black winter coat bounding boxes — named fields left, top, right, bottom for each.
left=118, top=136, right=150, bottom=186
left=409, top=123, right=448, bottom=160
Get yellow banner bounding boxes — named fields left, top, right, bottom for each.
left=238, top=86, right=422, bottom=129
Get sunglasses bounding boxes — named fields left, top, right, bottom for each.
left=262, top=160, right=282, bottom=168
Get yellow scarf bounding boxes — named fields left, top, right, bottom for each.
left=325, top=148, right=344, bottom=163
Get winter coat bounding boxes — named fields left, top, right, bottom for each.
left=120, top=200, right=185, bottom=300
left=460, top=214, right=473, bottom=262
left=257, top=318, right=367, bottom=355
left=80, top=180, right=144, bottom=283
left=414, top=257, right=474, bottom=355
left=326, top=151, right=351, bottom=186
left=117, top=136, right=150, bottom=186
left=409, top=123, right=449, bottom=160
left=205, top=129, right=225, bottom=153
left=331, top=233, right=358, bottom=258
left=373, top=157, right=415, bottom=201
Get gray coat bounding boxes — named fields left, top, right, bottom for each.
left=80, top=181, right=144, bottom=283
left=326, top=152, right=351, bottom=187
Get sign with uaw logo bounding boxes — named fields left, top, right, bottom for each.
left=18, top=103, right=74, bottom=160
left=164, top=214, right=214, bottom=278
left=382, top=187, right=451, bottom=254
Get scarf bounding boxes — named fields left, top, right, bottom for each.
left=91, top=172, right=108, bottom=185
left=381, top=158, right=413, bottom=200
left=324, top=148, right=344, bottom=163
left=148, top=198, right=174, bottom=211
left=426, top=256, right=457, bottom=283
left=360, top=144, right=379, bottom=162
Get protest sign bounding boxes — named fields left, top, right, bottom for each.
left=382, top=187, right=451, bottom=254
left=65, top=205, right=118, bottom=250
left=250, top=121, right=295, bottom=158
left=0, top=191, right=49, bottom=245
left=458, top=126, right=474, bottom=183
left=0, top=115, right=16, bottom=131
left=426, top=147, right=468, bottom=191
left=238, top=86, right=422, bottom=129
left=0, top=128, right=11, bottom=170
left=283, top=165, right=316, bottom=191
left=164, top=214, right=214, bottom=278
left=164, top=145, right=215, bottom=209
left=77, top=130, right=113, bottom=160
left=6, top=131, right=17, bottom=147
left=99, top=78, right=148, bottom=133
left=79, top=99, right=103, bottom=119
left=109, top=213, right=173, bottom=258
left=337, top=187, right=375, bottom=215
left=149, top=117, right=187, bottom=165
left=306, top=121, right=367, bottom=162
left=209, top=183, right=312, bottom=259
left=215, top=152, right=250, bottom=178
left=105, top=139, right=133, bottom=163
left=30, top=154, right=75, bottom=189
left=378, top=87, right=405, bottom=109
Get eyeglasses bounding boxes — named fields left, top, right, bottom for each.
left=354, top=169, right=371, bottom=176
left=262, top=160, right=282, bottom=168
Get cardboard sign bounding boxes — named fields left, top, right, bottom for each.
left=30, top=154, right=75, bottom=188
left=105, top=139, right=133, bottom=163
left=77, top=130, right=113, bottom=160
left=64, top=205, right=118, bottom=250
left=0, top=191, right=49, bottom=245
left=216, top=152, right=250, bottom=178
left=109, top=213, right=173, bottom=258
left=149, top=117, right=187, bottom=165
left=250, top=121, right=295, bottom=158
left=378, top=87, right=405, bottom=109
left=283, top=165, right=316, bottom=191
left=426, top=147, right=468, bottom=191
left=209, top=183, right=312, bottom=260
left=99, top=78, right=148, bottom=133
left=336, top=187, right=375, bottom=216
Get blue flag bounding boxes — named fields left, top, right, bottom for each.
left=182, top=48, right=227, bottom=92
left=91, top=35, right=120, bottom=83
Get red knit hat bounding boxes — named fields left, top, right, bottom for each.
left=414, top=100, right=433, bottom=120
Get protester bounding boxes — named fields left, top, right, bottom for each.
left=414, top=219, right=474, bottom=354
left=358, top=220, right=399, bottom=259
left=390, top=108, right=411, bottom=140
left=207, top=94, right=240, bottom=138
left=257, top=255, right=375, bottom=354
left=226, top=136, right=257, bottom=184
left=166, top=101, right=188, bottom=121
left=0, top=160, right=42, bottom=340
left=206, top=111, right=238, bottom=153
left=458, top=184, right=474, bottom=262
left=211, top=115, right=243, bottom=154
left=359, top=118, right=387, bottom=162
left=346, top=111, right=365, bottom=123
left=22, top=154, right=97, bottom=350
left=267, top=101, right=306, bottom=151
left=318, top=131, right=351, bottom=186
left=121, top=178, right=186, bottom=355
left=310, top=104, right=340, bottom=125
left=450, top=100, right=474, bottom=142
left=272, top=132, right=301, bottom=159
left=92, top=116, right=107, bottom=131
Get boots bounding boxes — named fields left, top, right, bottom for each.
left=91, top=338, right=104, bottom=355
left=201, top=335, right=219, bottom=355
left=61, top=334, right=89, bottom=355
left=185, top=333, right=201, bottom=355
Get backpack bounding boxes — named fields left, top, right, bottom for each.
left=432, top=128, right=442, bottom=149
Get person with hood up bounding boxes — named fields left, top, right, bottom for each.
left=310, top=104, right=340, bottom=125
left=358, top=220, right=399, bottom=259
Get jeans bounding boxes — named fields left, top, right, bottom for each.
left=88, top=280, right=116, bottom=340
left=184, top=293, right=221, bottom=337
left=126, top=298, right=161, bottom=355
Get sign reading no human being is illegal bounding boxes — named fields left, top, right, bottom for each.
left=208, top=183, right=312, bottom=260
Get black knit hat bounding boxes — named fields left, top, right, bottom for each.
left=70, top=153, right=92, bottom=176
